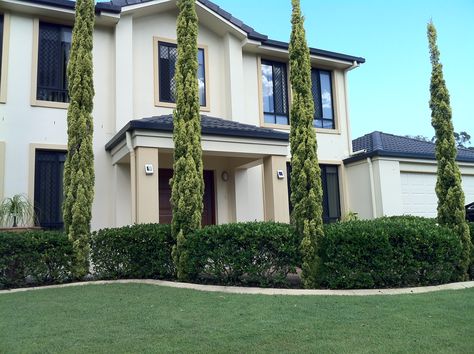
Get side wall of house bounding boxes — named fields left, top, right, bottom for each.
left=0, top=12, right=116, bottom=230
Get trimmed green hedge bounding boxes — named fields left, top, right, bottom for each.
left=0, top=231, right=73, bottom=289
left=318, top=216, right=463, bottom=289
left=90, top=224, right=175, bottom=280
left=182, top=222, right=301, bottom=287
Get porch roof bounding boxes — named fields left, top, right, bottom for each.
left=105, top=115, right=289, bottom=151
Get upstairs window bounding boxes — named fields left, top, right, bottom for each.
left=262, top=60, right=289, bottom=125
left=158, top=41, right=207, bottom=107
left=311, top=69, right=334, bottom=129
left=37, top=22, right=72, bottom=103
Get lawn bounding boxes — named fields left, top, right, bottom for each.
left=0, top=284, right=473, bottom=353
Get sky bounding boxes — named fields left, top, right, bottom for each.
left=212, top=0, right=474, bottom=141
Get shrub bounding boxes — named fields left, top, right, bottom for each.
left=183, top=222, right=301, bottom=287
left=90, top=224, right=175, bottom=280
left=318, top=216, right=463, bottom=289
left=0, top=231, right=73, bottom=289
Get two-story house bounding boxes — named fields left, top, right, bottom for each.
left=0, top=0, right=366, bottom=230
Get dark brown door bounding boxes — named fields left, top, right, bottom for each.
left=158, top=169, right=216, bottom=226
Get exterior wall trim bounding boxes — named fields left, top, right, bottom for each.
left=30, top=18, right=69, bottom=110
left=153, top=36, right=210, bottom=112
left=27, top=143, right=68, bottom=211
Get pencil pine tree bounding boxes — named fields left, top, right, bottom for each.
left=171, top=0, right=204, bottom=281
left=63, top=0, right=95, bottom=279
left=288, top=0, right=324, bottom=288
left=427, top=21, right=472, bottom=279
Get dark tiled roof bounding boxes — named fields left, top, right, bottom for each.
left=16, top=0, right=122, bottom=13
left=346, top=131, right=474, bottom=164
left=19, top=0, right=365, bottom=64
left=105, top=115, right=289, bottom=151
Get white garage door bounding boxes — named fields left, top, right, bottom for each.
left=401, top=172, right=474, bottom=218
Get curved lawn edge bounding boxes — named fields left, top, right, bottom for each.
left=1, top=279, right=474, bottom=296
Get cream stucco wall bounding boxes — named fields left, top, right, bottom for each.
left=345, top=159, right=374, bottom=219
left=1, top=2, right=360, bottom=229
left=131, top=11, right=226, bottom=119
left=0, top=13, right=116, bottom=230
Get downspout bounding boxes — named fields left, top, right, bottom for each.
left=126, top=131, right=137, bottom=224
left=344, top=60, right=359, bottom=156
left=341, top=61, right=360, bottom=216
left=367, top=157, right=377, bottom=219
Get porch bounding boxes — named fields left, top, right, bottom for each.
left=105, top=115, right=290, bottom=226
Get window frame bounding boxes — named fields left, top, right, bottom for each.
left=31, top=19, right=72, bottom=109
left=259, top=57, right=290, bottom=129
left=0, top=12, right=10, bottom=104
left=28, top=143, right=68, bottom=228
left=311, top=68, right=336, bottom=130
left=153, top=37, right=210, bottom=111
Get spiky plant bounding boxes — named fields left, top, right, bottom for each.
left=62, top=0, right=95, bottom=279
left=288, top=0, right=324, bottom=288
left=427, top=21, right=472, bottom=279
left=0, top=194, right=35, bottom=227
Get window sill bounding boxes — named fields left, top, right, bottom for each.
left=155, top=101, right=211, bottom=113
left=261, top=123, right=341, bottom=135
left=31, top=100, right=69, bottom=110
left=262, top=122, right=291, bottom=131
left=315, top=128, right=341, bottom=135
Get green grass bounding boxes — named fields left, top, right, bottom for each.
left=0, top=284, right=473, bottom=353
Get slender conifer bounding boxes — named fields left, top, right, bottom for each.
left=171, top=0, right=204, bottom=280
left=427, top=21, right=472, bottom=279
left=63, top=0, right=95, bottom=278
left=289, top=0, right=324, bottom=288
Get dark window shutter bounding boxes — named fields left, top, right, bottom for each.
left=34, top=150, right=66, bottom=230
left=159, top=43, right=177, bottom=103
left=311, top=69, right=322, bottom=119
left=38, top=24, right=61, bottom=92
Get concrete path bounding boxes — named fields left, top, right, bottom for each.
left=1, top=279, right=474, bottom=296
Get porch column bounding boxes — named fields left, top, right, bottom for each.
left=263, top=155, right=290, bottom=223
left=135, top=147, right=159, bottom=224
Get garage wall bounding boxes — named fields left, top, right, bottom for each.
left=400, top=161, right=474, bottom=218
left=345, top=157, right=474, bottom=219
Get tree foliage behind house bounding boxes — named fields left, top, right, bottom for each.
left=288, top=0, right=324, bottom=288
left=62, top=0, right=95, bottom=279
left=427, top=21, right=472, bottom=279
left=170, top=0, right=204, bottom=281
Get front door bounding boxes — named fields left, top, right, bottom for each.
left=158, top=169, right=216, bottom=226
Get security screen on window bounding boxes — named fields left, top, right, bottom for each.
left=158, top=42, right=206, bottom=106
left=37, top=22, right=72, bottom=103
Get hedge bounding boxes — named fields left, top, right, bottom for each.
left=318, top=216, right=463, bottom=289
left=90, top=224, right=175, bottom=280
left=181, top=222, right=301, bottom=287
left=0, top=231, right=73, bottom=289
